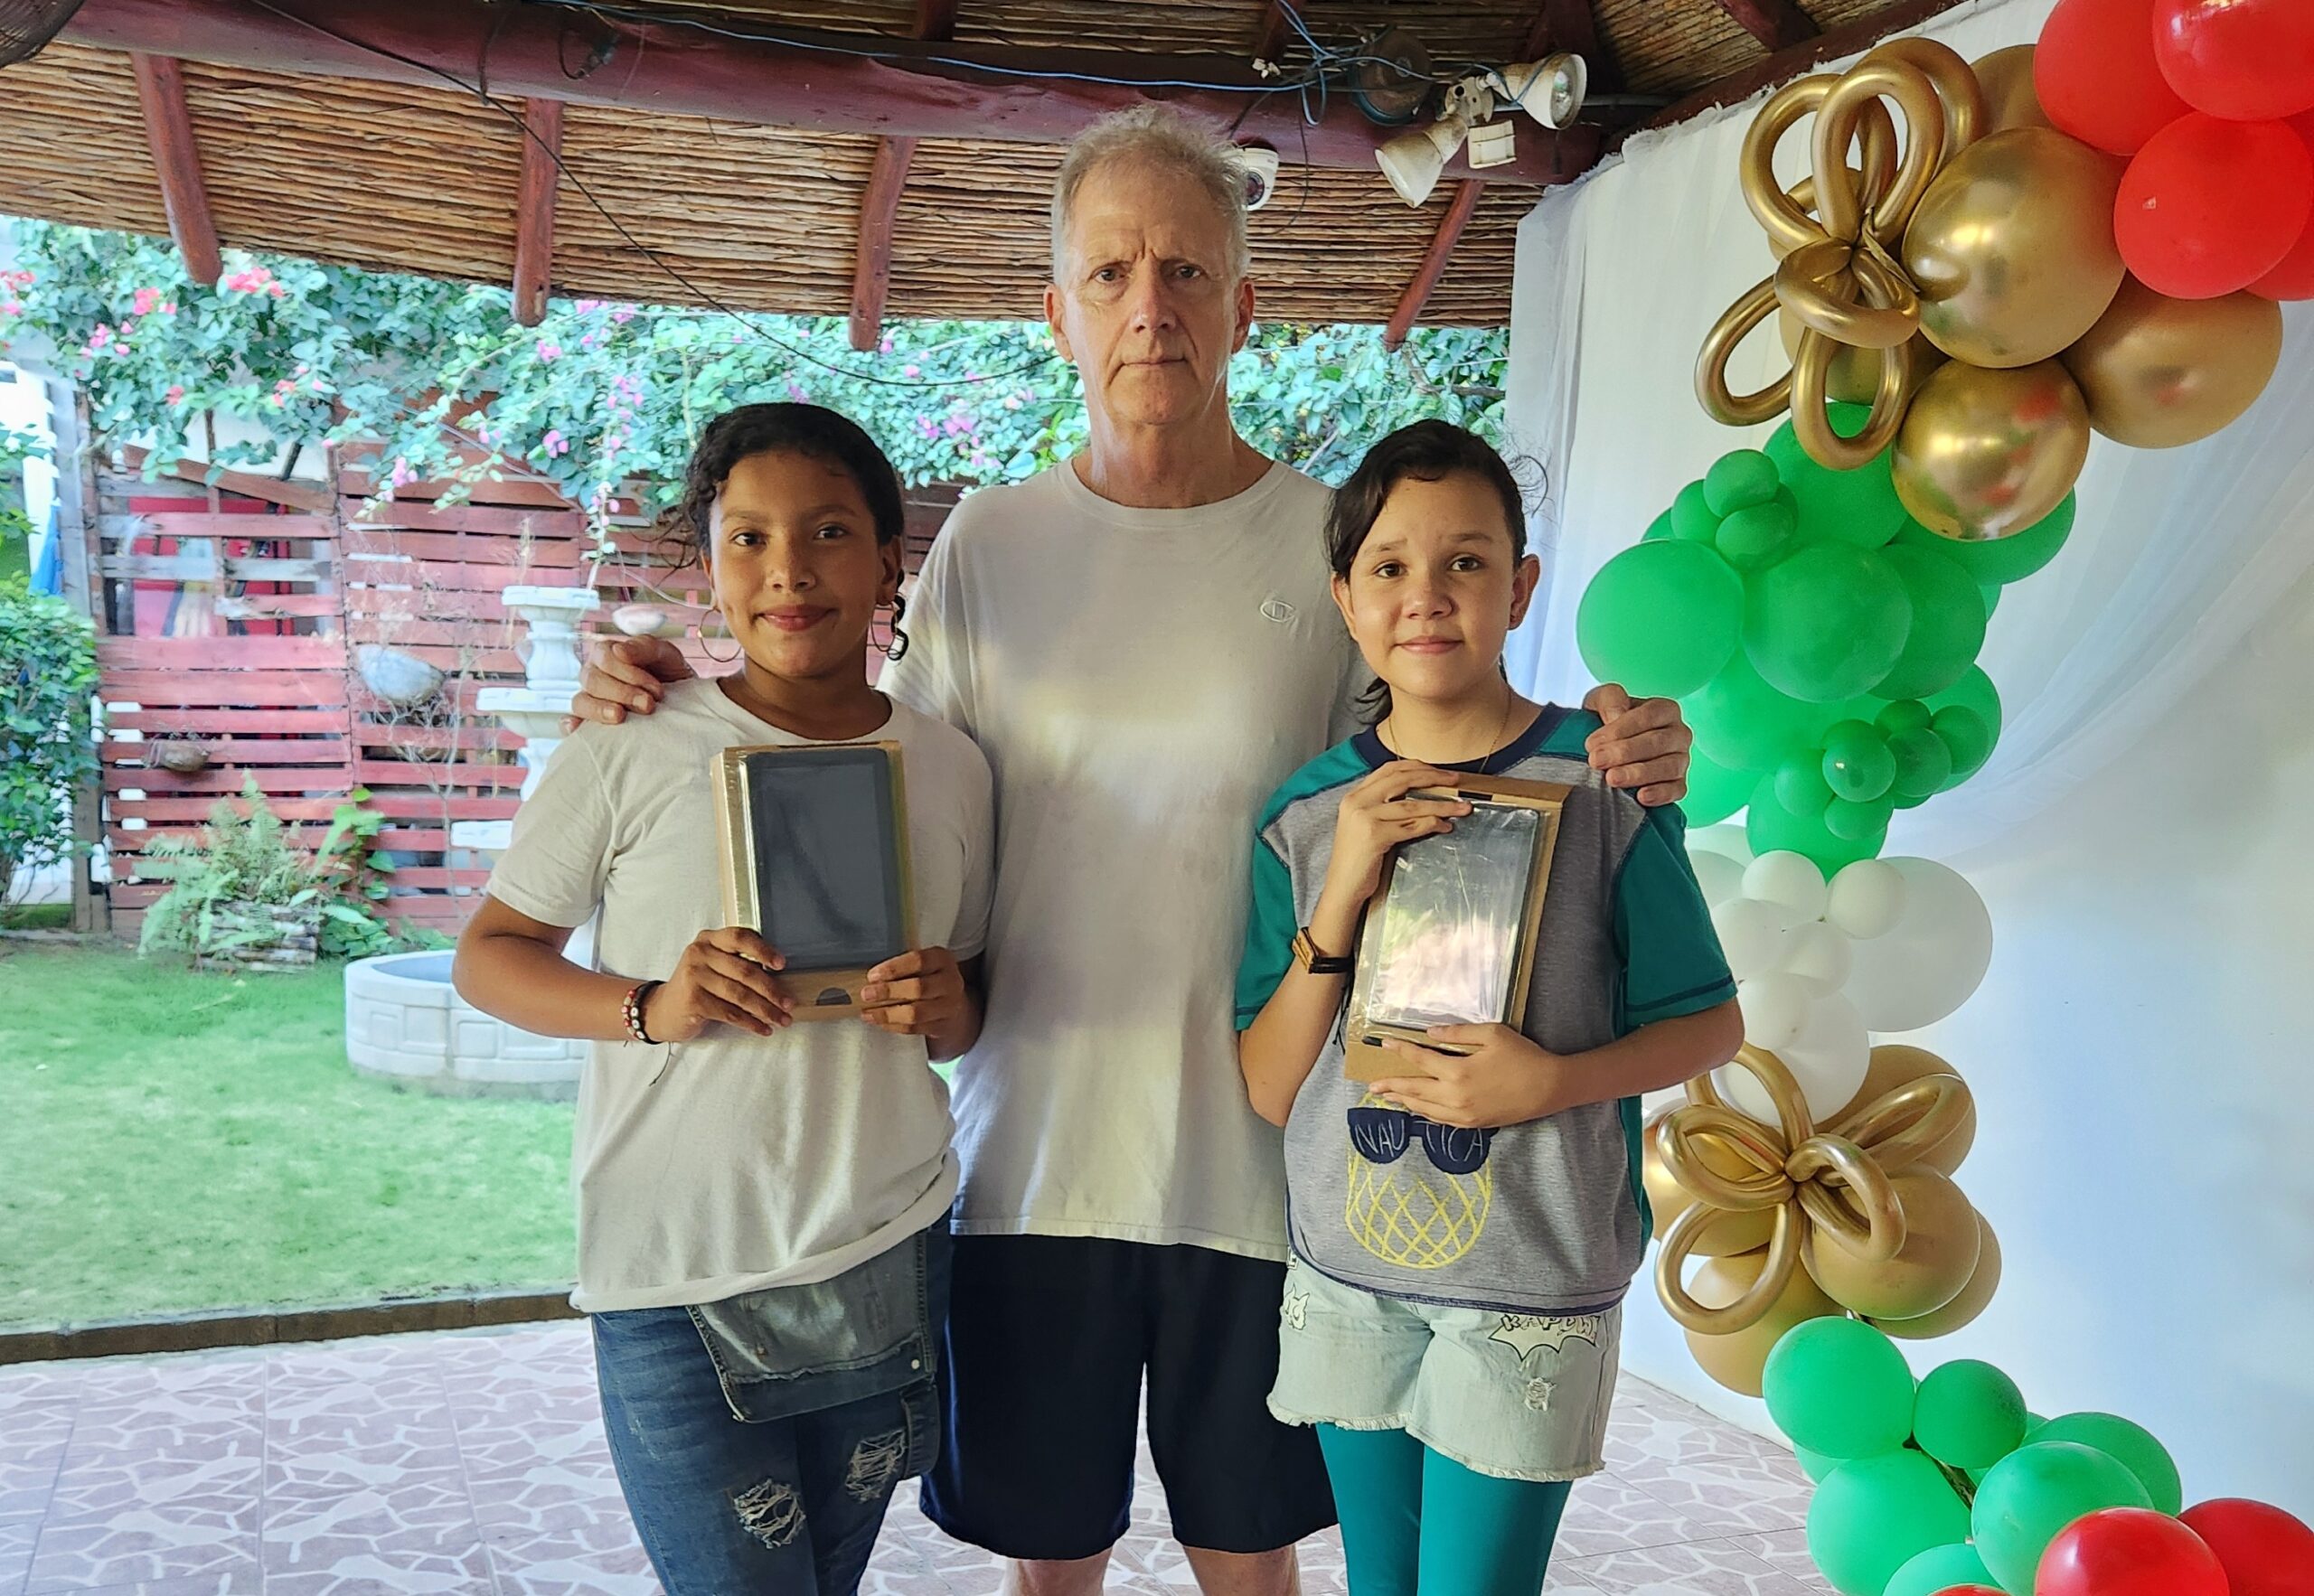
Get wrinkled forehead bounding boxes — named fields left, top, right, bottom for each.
left=1058, top=155, right=1239, bottom=271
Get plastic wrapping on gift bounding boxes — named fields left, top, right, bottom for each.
left=1363, top=804, right=1541, bottom=1033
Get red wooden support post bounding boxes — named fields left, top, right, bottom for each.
left=1710, top=0, right=1821, bottom=51
left=513, top=98, right=564, bottom=326
left=129, top=52, right=222, bottom=286
left=848, top=0, right=959, bottom=351
left=1382, top=183, right=1481, bottom=351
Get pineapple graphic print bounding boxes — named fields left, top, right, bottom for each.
left=1345, top=1094, right=1494, bottom=1269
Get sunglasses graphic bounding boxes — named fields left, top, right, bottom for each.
left=1348, top=1105, right=1495, bottom=1176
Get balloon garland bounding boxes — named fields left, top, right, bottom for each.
left=1573, top=11, right=2314, bottom=1592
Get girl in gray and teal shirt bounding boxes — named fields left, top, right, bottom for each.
left=1235, top=422, right=1742, bottom=1596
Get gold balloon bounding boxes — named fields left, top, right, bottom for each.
left=1904, top=127, right=2126, bottom=369
left=1971, top=45, right=2049, bottom=135
left=1644, top=1113, right=1775, bottom=1255
left=1778, top=308, right=1947, bottom=406
left=1803, top=1168, right=1983, bottom=1320
left=1682, top=1248, right=1842, bottom=1397
left=1830, top=1045, right=1976, bottom=1176
left=2060, top=277, right=2285, bottom=449
left=1893, top=358, right=2092, bottom=540
left=1875, top=1214, right=2002, bottom=1339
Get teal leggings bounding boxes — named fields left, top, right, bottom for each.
left=1316, top=1425, right=1572, bottom=1596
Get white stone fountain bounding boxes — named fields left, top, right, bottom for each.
left=344, top=585, right=600, bottom=1099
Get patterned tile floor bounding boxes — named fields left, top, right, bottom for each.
left=0, top=1321, right=1829, bottom=1596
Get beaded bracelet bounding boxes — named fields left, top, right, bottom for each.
left=621, top=980, right=663, bottom=1045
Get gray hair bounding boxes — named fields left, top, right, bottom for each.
left=1050, top=105, right=1253, bottom=284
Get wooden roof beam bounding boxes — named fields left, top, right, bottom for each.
left=128, top=52, right=221, bottom=287
left=849, top=1, right=960, bottom=352
left=512, top=98, right=563, bottom=327
left=60, top=0, right=1596, bottom=188
left=1631, top=0, right=1971, bottom=137
left=1710, top=0, right=1821, bottom=52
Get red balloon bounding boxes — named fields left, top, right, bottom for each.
left=2118, top=112, right=2314, bottom=296
left=2182, top=1497, right=2314, bottom=1596
left=1931, top=1589, right=2008, bottom=1596
left=2037, top=1507, right=2228, bottom=1596
left=2252, top=113, right=2314, bottom=299
left=2154, top=0, right=2314, bottom=122
left=2038, top=0, right=2193, bottom=155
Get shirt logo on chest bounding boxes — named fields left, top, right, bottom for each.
left=1260, top=597, right=1296, bottom=624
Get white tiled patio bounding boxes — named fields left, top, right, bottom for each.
left=0, top=1320, right=1829, bottom=1596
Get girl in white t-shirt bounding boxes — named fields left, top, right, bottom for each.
left=454, top=403, right=994, bottom=1596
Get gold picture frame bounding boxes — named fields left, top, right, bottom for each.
left=712, top=741, right=915, bottom=1023
left=1343, top=774, right=1571, bottom=1081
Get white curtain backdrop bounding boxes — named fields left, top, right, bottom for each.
left=1502, top=0, right=2314, bottom=859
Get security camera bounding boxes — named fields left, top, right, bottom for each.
left=1237, top=143, right=1283, bottom=211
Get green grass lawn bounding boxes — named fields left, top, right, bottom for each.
left=0, top=942, right=576, bottom=1329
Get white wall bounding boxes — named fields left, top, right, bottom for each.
left=1501, top=0, right=2314, bottom=1517
left=1622, top=561, right=2314, bottom=1516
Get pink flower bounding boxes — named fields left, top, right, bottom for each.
left=132, top=286, right=162, bottom=316
left=161, top=301, right=176, bottom=315
left=903, top=364, right=920, bottom=379
left=609, top=305, right=636, bottom=324
left=786, top=382, right=807, bottom=402
left=879, top=337, right=894, bottom=355
left=389, top=457, right=416, bottom=487
left=579, top=332, right=597, bottom=349
left=0, top=300, right=21, bottom=318
left=575, top=298, right=604, bottom=315
left=536, top=341, right=562, bottom=362
left=165, top=384, right=184, bottom=406
left=268, top=282, right=287, bottom=298
left=83, top=324, right=113, bottom=353
left=543, top=429, right=569, bottom=457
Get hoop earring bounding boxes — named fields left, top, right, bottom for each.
left=881, top=593, right=910, bottom=663
left=696, top=616, right=742, bottom=665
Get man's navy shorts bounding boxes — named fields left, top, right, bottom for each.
left=919, top=1233, right=1340, bottom=1560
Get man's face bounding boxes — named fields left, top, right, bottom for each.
left=1046, top=157, right=1256, bottom=433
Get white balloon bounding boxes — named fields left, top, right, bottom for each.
left=1737, top=973, right=1811, bottom=1052
left=1688, top=824, right=1754, bottom=867
left=1689, top=848, right=1747, bottom=909
left=1777, top=920, right=1854, bottom=996
left=1843, top=859, right=1993, bottom=1033
left=1744, top=850, right=1829, bottom=924
left=1827, top=859, right=1906, bottom=941
left=1712, top=896, right=1794, bottom=981
left=1717, top=992, right=1870, bottom=1123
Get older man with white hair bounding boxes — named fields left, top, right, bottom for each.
left=573, top=106, right=1692, bottom=1596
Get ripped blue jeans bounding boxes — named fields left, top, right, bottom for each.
left=592, top=1223, right=950, bottom=1596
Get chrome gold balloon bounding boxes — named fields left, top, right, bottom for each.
left=1893, top=359, right=2092, bottom=540
left=1683, top=1248, right=1842, bottom=1396
left=1644, top=1111, right=1777, bottom=1255
left=1904, top=127, right=2126, bottom=369
left=1971, top=44, right=2049, bottom=135
left=1803, top=1167, right=1983, bottom=1320
left=2061, top=277, right=2285, bottom=448
left=1830, top=1044, right=1976, bottom=1176
left=1875, top=1213, right=2003, bottom=1339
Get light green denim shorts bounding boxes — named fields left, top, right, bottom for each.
left=1266, top=1254, right=1622, bottom=1483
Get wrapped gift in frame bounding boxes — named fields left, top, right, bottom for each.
left=1344, top=775, right=1571, bottom=1081
left=713, top=741, right=915, bottom=1022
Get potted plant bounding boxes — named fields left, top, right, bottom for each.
left=137, top=777, right=325, bottom=971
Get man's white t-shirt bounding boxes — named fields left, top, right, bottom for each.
left=881, top=458, right=1361, bottom=1260
left=488, top=678, right=995, bottom=1311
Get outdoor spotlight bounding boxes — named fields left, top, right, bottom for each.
left=1236, top=143, right=1282, bottom=211
left=1376, top=110, right=1472, bottom=207
left=1491, top=53, right=1588, bottom=130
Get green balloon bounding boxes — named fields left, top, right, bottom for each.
left=1690, top=652, right=1840, bottom=772
left=1796, top=1442, right=1842, bottom=1483
left=1877, top=699, right=1933, bottom=737
left=1717, top=498, right=1798, bottom=571
left=1767, top=402, right=1906, bottom=549
left=1751, top=772, right=1887, bottom=876
left=1577, top=541, right=1745, bottom=699
left=1888, top=727, right=1954, bottom=800
left=1924, top=666, right=1999, bottom=754
left=1641, top=510, right=1676, bottom=542
left=1707, top=448, right=1783, bottom=516
left=1807, top=1450, right=1973, bottom=1596
left=1745, top=543, right=1913, bottom=702
left=1826, top=792, right=1897, bottom=840
left=1764, top=1318, right=1917, bottom=1460
left=1875, top=543, right=1987, bottom=701
left=1681, top=746, right=1757, bottom=827
left=1914, top=1360, right=2028, bottom=1469
left=1672, top=480, right=1722, bottom=541
left=1981, top=583, right=2002, bottom=618
left=2028, top=1413, right=2183, bottom=1516
left=1886, top=1542, right=1997, bottom=1596
left=1970, top=1411, right=2050, bottom=1486
left=1898, top=493, right=2074, bottom=586
left=1971, top=1441, right=2151, bottom=1593
left=1931, top=706, right=1993, bottom=784
left=1821, top=720, right=1895, bottom=803
left=1776, top=751, right=1837, bottom=818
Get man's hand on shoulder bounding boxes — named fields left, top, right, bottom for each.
left=563, top=635, right=696, bottom=733
left=1582, top=683, right=1694, bottom=809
